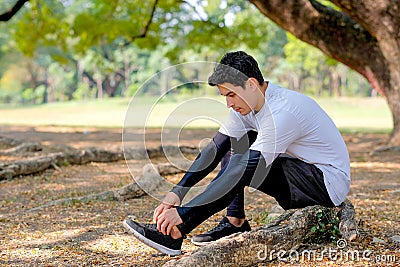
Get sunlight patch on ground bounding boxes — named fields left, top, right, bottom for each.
left=19, top=228, right=88, bottom=246
left=350, top=161, right=400, bottom=170
left=84, top=234, right=148, bottom=254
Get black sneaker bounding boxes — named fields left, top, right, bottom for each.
left=191, top=217, right=251, bottom=246
left=123, top=219, right=184, bottom=256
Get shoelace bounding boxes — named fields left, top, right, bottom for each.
left=143, top=223, right=158, bottom=231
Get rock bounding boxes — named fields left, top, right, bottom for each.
left=389, top=235, right=400, bottom=245
left=268, top=205, right=285, bottom=218
left=372, top=237, right=385, bottom=244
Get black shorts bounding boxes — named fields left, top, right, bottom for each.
left=254, top=156, right=335, bottom=210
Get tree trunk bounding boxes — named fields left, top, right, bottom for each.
left=249, top=0, right=400, bottom=145
left=95, top=69, right=103, bottom=99
left=386, top=88, right=400, bottom=146
left=77, top=60, right=85, bottom=99
left=122, top=56, right=132, bottom=96
left=42, top=69, right=49, bottom=104
left=103, top=74, right=123, bottom=97
left=329, top=67, right=341, bottom=97
left=165, top=202, right=358, bottom=267
left=339, top=65, right=348, bottom=94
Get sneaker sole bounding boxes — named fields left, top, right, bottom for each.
left=123, top=220, right=181, bottom=256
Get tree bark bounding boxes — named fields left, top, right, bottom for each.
left=103, top=74, right=123, bottom=97
left=95, top=69, right=104, bottom=99
left=337, top=199, right=358, bottom=241
left=0, top=136, right=22, bottom=148
left=0, top=148, right=126, bottom=180
left=165, top=202, right=358, bottom=267
left=0, top=142, right=42, bottom=155
left=386, top=88, right=400, bottom=146
left=249, top=0, right=400, bottom=145
left=0, top=137, right=197, bottom=180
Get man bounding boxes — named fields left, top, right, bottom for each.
left=123, top=51, right=351, bottom=256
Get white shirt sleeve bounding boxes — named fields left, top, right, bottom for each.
left=218, top=110, right=254, bottom=140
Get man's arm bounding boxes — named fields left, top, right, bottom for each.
left=170, top=131, right=232, bottom=202
left=177, top=149, right=266, bottom=218
left=153, top=132, right=231, bottom=224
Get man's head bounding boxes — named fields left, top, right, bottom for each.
left=208, top=51, right=264, bottom=88
left=208, top=51, right=266, bottom=115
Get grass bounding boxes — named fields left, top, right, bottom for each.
left=313, top=97, right=392, bottom=133
left=0, top=98, right=132, bottom=128
left=0, top=95, right=393, bottom=133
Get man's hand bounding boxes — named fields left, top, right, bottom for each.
left=153, top=191, right=180, bottom=223
left=156, top=207, right=183, bottom=235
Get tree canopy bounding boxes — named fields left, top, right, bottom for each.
left=250, top=0, right=400, bottom=145
left=1, top=0, right=398, bottom=144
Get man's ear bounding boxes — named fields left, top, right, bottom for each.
left=246, top=78, right=259, bottom=91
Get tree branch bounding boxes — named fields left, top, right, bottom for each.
left=130, top=0, right=158, bottom=42
left=0, top=0, right=29, bottom=22
left=182, top=0, right=207, bottom=22
left=120, top=0, right=159, bottom=46
left=137, top=0, right=159, bottom=39
left=248, top=0, right=388, bottom=94
left=330, top=0, right=400, bottom=90
left=329, top=0, right=400, bottom=37
left=82, top=71, right=96, bottom=86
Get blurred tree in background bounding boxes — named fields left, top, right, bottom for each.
left=0, top=0, right=371, bottom=104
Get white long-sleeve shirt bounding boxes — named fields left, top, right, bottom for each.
left=219, top=83, right=350, bottom=205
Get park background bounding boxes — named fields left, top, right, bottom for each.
left=0, top=1, right=399, bottom=266
left=0, top=1, right=394, bottom=133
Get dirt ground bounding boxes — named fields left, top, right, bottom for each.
left=0, top=125, right=399, bottom=266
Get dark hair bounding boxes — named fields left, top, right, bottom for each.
left=208, top=51, right=264, bottom=88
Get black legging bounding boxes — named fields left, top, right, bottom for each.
left=171, top=131, right=258, bottom=221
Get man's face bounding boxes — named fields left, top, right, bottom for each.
left=217, top=82, right=257, bottom=115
